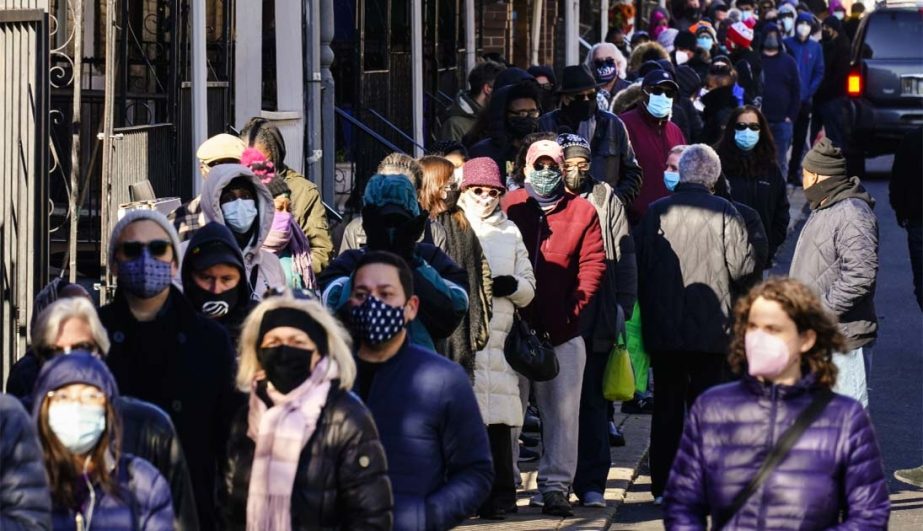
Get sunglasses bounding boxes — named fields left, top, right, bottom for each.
left=647, top=86, right=677, bottom=98
left=593, top=58, right=616, bottom=68
left=470, top=187, right=502, bottom=198
left=734, top=122, right=761, bottom=131
left=532, top=162, right=560, bottom=172
left=539, top=82, right=554, bottom=91
left=118, top=240, right=172, bottom=259
left=508, top=109, right=540, bottom=118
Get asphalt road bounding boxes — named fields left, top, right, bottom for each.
left=610, top=155, right=923, bottom=529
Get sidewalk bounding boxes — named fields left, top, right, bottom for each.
left=458, top=412, right=651, bottom=530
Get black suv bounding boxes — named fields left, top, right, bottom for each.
left=846, top=3, right=923, bottom=176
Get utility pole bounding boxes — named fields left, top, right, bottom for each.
left=304, top=0, right=322, bottom=188
left=68, top=0, right=83, bottom=283
left=564, top=0, right=580, bottom=65
left=99, top=0, right=117, bottom=304
left=320, top=0, right=336, bottom=206
left=531, top=0, right=543, bottom=66
left=411, top=0, right=424, bottom=157
left=465, top=0, right=476, bottom=75
left=191, top=0, right=208, bottom=194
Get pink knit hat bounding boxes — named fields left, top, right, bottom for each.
left=526, top=140, right=564, bottom=170
left=461, top=157, right=504, bottom=190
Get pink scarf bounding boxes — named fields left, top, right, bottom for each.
left=262, top=211, right=317, bottom=290
left=245, top=357, right=338, bottom=531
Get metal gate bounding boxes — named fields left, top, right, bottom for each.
left=0, top=1, right=50, bottom=385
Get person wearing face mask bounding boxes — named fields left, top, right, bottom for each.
left=634, top=144, right=755, bottom=503
left=469, top=80, right=543, bottom=181
left=584, top=43, right=630, bottom=111
left=843, top=1, right=864, bottom=41
left=455, top=157, right=536, bottom=519
left=664, top=278, right=890, bottom=529
left=190, top=164, right=286, bottom=298
left=811, top=15, right=851, bottom=150
left=347, top=251, right=493, bottom=529
left=759, top=22, right=801, bottom=178
left=223, top=296, right=392, bottom=529
left=503, top=141, right=606, bottom=516
left=689, top=24, right=717, bottom=79
left=778, top=3, right=797, bottom=37
left=790, top=138, right=879, bottom=408
left=528, top=64, right=559, bottom=115
left=619, top=69, right=688, bottom=224
left=713, top=174, right=770, bottom=294
left=0, top=393, right=51, bottom=529
left=670, top=31, right=698, bottom=69
left=671, top=0, right=703, bottom=31
left=22, top=297, right=200, bottom=530
left=539, top=65, right=643, bottom=206
left=557, top=133, right=638, bottom=508
left=784, top=12, right=825, bottom=185
left=100, top=210, right=239, bottom=530
left=320, top=173, right=469, bottom=352
left=32, top=352, right=175, bottom=530
left=735, top=0, right=758, bottom=28
left=725, top=21, right=764, bottom=105
left=417, top=155, right=492, bottom=377
left=182, top=222, right=257, bottom=344
left=440, top=60, right=506, bottom=142
left=716, top=106, right=791, bottom=265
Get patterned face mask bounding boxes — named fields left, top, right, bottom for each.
left=350, top=294, right=407, bottom=345
left=529, top=167, right=564, bottom=197
left=118, top=249, right=173, bottom=299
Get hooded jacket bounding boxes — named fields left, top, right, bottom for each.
left=189, top=163, right=286, bottom=298
left=790, top=177, right=879, bottom=349
left=468, top=84, right=531, bottom=179
left=664, top=374, right=890, bottom=529
left=784, top=15, right=825, bottom=103
left=181, top=221, right=257, bottom=344
left=440, top=91, right=483, bottom=142
left=539, top=109, right=644, bottom=206
left=0, top=394, right=51, bottom=530
left=815, top=22, right=851, bottom=103
left=31, top=354, right=174, bottom=531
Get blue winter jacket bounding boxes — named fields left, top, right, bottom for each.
left=784, top=18, right=825, bottom=103
left=0, top=394, right=51, bottom=530
left=356, top=342, right=493, bottom=530
left=664, top=373, right=890, bottom=530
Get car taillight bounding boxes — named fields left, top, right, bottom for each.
left=847, top=70, right=863, bottom=97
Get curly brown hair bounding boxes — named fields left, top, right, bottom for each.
left=729, top=278, right=846, bottom=389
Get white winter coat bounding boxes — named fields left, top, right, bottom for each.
left=463, top=197, right=536, bottom=426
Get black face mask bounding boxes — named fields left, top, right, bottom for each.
left=258, top=345, right=315, bottom=394
left=507, top=116, right=539, bottom=139
left=186, top=282, right=240, bottom=319
left=561, top=98, right=597, bottom=125
left=444, top=189, right=460, bottom=210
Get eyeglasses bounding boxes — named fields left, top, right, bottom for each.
left=117, top=240, right=172, bottom=259
left=47, top=389, right=106, bottom=406
left=647, top=86, right=677, bottom=98
left=564, top=162, right=591, bottom=172
left=507, top=109, right=540, bottom=118
left=538, top=82, right=554, bottom=91
left=470, top=187, right=502, bottom=198
left=567, top=93, right=595, bottom=102
left=734, top=122, right=761, bottom=131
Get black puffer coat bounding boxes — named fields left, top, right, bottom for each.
left=634, top=183, right=755, bottom=354
left=0, top=394, right=51, bottom=530
left=727, top=167, right=791, bottom=262
left=223, top=385, right=392, bottom=530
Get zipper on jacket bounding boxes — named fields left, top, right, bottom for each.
left=756, top=385, right=779, bottom=529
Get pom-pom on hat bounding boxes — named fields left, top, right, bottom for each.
left=461, top=157, right=505, bottom=190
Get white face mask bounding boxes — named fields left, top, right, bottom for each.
left=462, top=188, right=500, bottom=219
left=796, top=23, right=811, bottom=39
left=675, top=50, right=690, bottom=65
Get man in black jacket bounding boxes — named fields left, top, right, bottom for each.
left=469, top=80, right=542, bottom=182
left=889, top=127, right=922, bottom=310
left=539, top=65, right=643, bottom=206
left=100, top=209, right=241, bottom=530
left=811, top=16, right=851, bottom=149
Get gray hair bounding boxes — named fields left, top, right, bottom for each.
left=678, top=144, right=722, bottom=188
left=584, top=42, right=627, bottom=80
left=32, top=297, right=111, bottom=355
left=668, top=144, right=689, bottom=158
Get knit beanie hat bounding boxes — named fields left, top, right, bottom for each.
left=727, top=21, right=754, bottom=48
left=108, top=209, right=182, bottom=271
left=557, top=133, right=591, bottom=161
left=694, top=23, right=718, bottom=42
left=674, top=31, right=698, bottom=52
left=461, top=157, right=504, bottom=190
left=803, top=137, right=847, bottom=177
left=363, top=173, right=421, bottom=216
left=675, top=65, right=703, bottom=97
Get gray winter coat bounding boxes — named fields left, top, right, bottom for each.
left=790, top=179, right=879, bottom=349
left=0, top=394, right=51, bottom=530
left=635, top=183, right=755, bottom=354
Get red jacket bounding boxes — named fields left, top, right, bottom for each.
left=619, top=107, right=686, bottom=224
left=503, top=189, right=606, bottom=346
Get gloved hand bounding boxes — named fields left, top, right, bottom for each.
left=492, top=275, right=518, bottom=298
left=392, top=211, right=429, bottom=263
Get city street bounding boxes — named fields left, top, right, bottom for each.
left=610, top=155, right=923, bottom=529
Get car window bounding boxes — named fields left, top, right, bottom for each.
left=862, top=10, right=923, bottom=60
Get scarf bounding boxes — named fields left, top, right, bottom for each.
left=804, top=176, right=874, bottom=211
left=262, top=211, right=317, bottom=290
left=245, top=357, right=338, bottom=531
left=524, top=183, right=564, bottom=211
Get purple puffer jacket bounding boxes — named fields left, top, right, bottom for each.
left=664, top=373, right=889, bottom=530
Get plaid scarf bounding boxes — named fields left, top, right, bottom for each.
left=245, top=357, right=338, bottom=531
left=262, top=211, right=317, bottom=290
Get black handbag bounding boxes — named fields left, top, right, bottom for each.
left=503, top=202, right=559, bottom=382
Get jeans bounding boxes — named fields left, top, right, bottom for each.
left=789, top=103, right=813, bottom=183
left=811, top=97, right=847, bottom=149
left=833, top=346, right=873, bottom=408
left=483, top=424, right=516, bottom=512
left=573, top=348, right=611, bottom=498
left=649, top=352, right=728, bottom=497
left=517, top=336, right=587, bottom=495
left=908, top=219, right=923, bottom=310
left=770, top=121, right=794, bottom=179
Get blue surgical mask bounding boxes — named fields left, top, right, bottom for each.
left=782, top=17, right=794, bottom=33
left=118, top=249, right=173, bottom=299
left=529, top=167, right=564, bottom=197
left=735, top=128, right=760, bottom=151
left=834, top=11, right=845, bottom=20
left=663, top=171, right=681, bottom=192
left=697, top=36, right=713, bottom=50
left=221, top=198, right=258, bottom=234
left=48, top=402, right=106, bottom=455
left=741, top=9, right=754, bottom=21
left=645, top=93, right=673, bottom=119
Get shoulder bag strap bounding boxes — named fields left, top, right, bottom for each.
left=712, top=389, right=836, bottom=530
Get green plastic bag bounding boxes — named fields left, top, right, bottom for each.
left=603, top=341, right=635, bottom=402
left=625, top=302, right=650, bottom=394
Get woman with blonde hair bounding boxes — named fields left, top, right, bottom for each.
left=223, top=295, right=392, bottom=530
left=664, top=278, right=889, bottom=529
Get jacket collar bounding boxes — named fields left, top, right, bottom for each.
left=673, top=182, right=711, bottom=194
left=741, top=371, right=819, bottom=400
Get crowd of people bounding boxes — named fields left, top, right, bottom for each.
left=0, top=1, right=907, bottom=530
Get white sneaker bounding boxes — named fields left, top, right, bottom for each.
left=653, top=496, right=664, bottom=506
left=529, top=493, right=544, bottom=507
left=581, top=491, right=606, bottom=507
